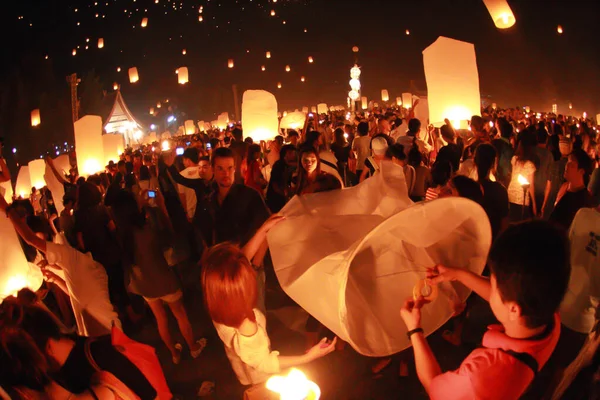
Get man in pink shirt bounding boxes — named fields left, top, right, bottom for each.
left=400, top=221, right=570, bottom=399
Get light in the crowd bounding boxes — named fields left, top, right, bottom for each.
left=161, top=140, right=170, bottom=151
left=381, top=90, right=389, bottom=102
left=266, top=369, right=320, bottom=400
left=167, top=116, right=175, bottom=123
left=150, top=124, right=156, bottom=130
left=396, top=97, right=402, bottom=106
left=517, top=174, right=529, bottom=186
left=489, top=121, right=494, bottom=128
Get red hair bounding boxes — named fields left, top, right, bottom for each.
left=201, top=243, right=257, bottom=328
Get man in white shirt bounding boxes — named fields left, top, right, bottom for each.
left=178, top=147, right=201, bottom=221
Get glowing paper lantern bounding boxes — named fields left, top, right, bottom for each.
left=482, top=0, right=516, bottom=29
left=216, top=113, right=229, bottom=130
left=15, top=166, right=31, bottom=199
left=349, top=79, right=361, bottom=91
left=228, top=59, right=234, bottom=68
left=401, top=93, right=413, bottom=109
left=177, top=67, right=189, bottom=84
left=316, top=104, right=328, bottom=114
left=185, top=120, right=196, bottom=135
left=280, top=111, right=306, bottom=130
left=311, top=106, right=317, bottom=113
left=300, top=76, right=305, bottom=82
left=141, top=17, right=148, bottom=27
left=261, top=65, right=266, bottom=71
left=277, top=82, right=282, bottom=89
left=72, top=49, right=77, bottom=56
left=423, top=37, right=480, bottom=128
left=113, top=83, right=119, bottom=91
left=266, top=51, right=271, bottom=59
left=396, top=97, right=402, bottom=106
left=241, top=90, right=279, bottom=143
left=182, top=49, right=187, bottom=55
left=557, top=25, right=563, bottom=34
left=302, top=107, right=309, bottom=113
left=0, top=180, right=13, bottom=203
left=98, top=38, right=104, bottom=49
left=31, top=109, right=41, bottom=127
left=28, top=159, right=46, bottom=190
left=381, top=90, right=389, bottom=102
left=308, top=56, right=314, bottom=63
left=102, top=134, right=125, bottom=165
left=74, top=116, right=105, bottom=176
left=361, top=97, right=368, bottom=110
left=348, top=90, right=360, bottom=101
left=44, top=154, right=69, bottom=215
left=266, top=369, right=321, bottom=400
left=197, top=121, right=206, bottom=132
left=285, top=65, right=291, bottom=72
left=128, top=67, right=139, bottom=83
left=352, top=46, right=359, bottom=53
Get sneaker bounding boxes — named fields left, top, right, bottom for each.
left=190, top=338, right=207, bottom=359
left=172, top=343, right=183, bottom=365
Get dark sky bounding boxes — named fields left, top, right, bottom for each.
left=1, top=0, right=600, bottom=152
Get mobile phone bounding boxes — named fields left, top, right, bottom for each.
left=176, top=147, right=184, bottom=155
left=147, top=190, right=156, bottom=198
left=186, top=141, right=191, bottom=146
left=206, top=143, right=212, bottom=150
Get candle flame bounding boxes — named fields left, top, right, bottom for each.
left=517, top=174, right=529, bottom=186
left=266, top=369, right=320, bottom=400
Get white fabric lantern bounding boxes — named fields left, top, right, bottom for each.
left=98, top=38, right=104, bottom=49
left=31, top=109, right=41, bottom=127
left=185, top=120, right=196, bottom=135
left=317, top=103, right=328, bottom=114
left=74, top=116, right=105, bottom=176
left=28, top=159, right=46, bottom=190
left=178, top=67, right=189, bottom=84
left=102, top=134, right=125, bottom=165
left=267, top=162, right=490, bottom=356
left=348, top=90, right=360, bottom=101
left=381, top=90, right=389, bottom=102
left=197, top=121, right=206, bottom=132
left=15, top=166, right=31, bottom=199
left=349, top=79, right=361, bottom=91
left=423, top=36, right=481, bottom=128
left=128, top=67, right=139, bottom=83
left=228, top=59, right=234, bottom=68
left=141, top=17, right=148, bottom=28
left=241, top=90, right=279, bottom=143
left=280, top=111, right=306, bottom=130
left=396, top=97, right=402, bottom=106
left=482, top=0, right=516, bottom=29
left=361, top=97, right=368, bottom=110
left=401, top=93, right=413, bottom=109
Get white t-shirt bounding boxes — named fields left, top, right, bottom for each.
left=178, top=165, right=200, bottom=219
left=560, top=208, right=600, bottom=333
left=213, top=309, right=280, bottom=385
left=352, top=136, right=371, bottom=170
left=45, top=241, right=120, bottom=337
left=396, top=135, right=432, bottom=157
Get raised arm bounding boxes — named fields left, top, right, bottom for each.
left=45, top=156, right=69, bottom=185
left=242, top=215, right=285, bottom=261
left=0, top=157, right=10, bottom=183
left=0, top=196, right=47, bottom=253
left=428, top=264, right=491, bottom=302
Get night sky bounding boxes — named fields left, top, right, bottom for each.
left=1, top=0, right=599, bottom=161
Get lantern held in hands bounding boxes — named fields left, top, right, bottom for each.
left=280, top=111, right=306, bottom=130
left=401, top=93, right=413, bottom=109
left=317, top=103, right=328, bottom=114
left=185, top=120, right=196, bottom=135
left=74, top=116, right=105, bottom=176
left=241, top=90, right=279, bottom=143
left=15, top=166, right=31, bottom=199
left=28, top=159, right=46, bottom=190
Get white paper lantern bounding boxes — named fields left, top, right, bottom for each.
left=361, top=97, right=368, bottom=110
left=0, top=180, right=13, bottom=203
left=350, top=65, right=361, bottom=79
left=349, top=79, right=361, bottom=91
left=396, top=97, right=402, bottom=107
left=28, top=159, right=46, bottom=190
left=217, top=112, right=229, bottom=130
left=98, top=38, right=104, bottom=49
left=348, top=90, right=360, bottom=101
left=242, top=90, right=279, bottom=143
left=266, top=51, right=271, bottom=59
left=423, top=37, right=481, bottom=128
left=400, top=93, right=412, bottom=109
left=280, top=111, right=306, bottom=130
left=74, top=116, right=105, bottom=176
left=128, top=67, right=139, bottom=83
left=308, top=56, right=314, bottom=63
left=228, top=59, right=234, bottom=68
left=31, top=109, right=41, bottom=127
left=15, top=166, right=31, bottom=199
left=141, top=17, right=148, bottom=27
left=311, top=106, right=317, bottom=113
left=317, top=103, right=328, bottom=114
left=178, top=67, right=189, bottom=84
left=102, top=134, right=125, bottom=165
left=184, top=120, right=196, bottom=135
left=381, top=90, right=389, bottom=102
left=302, top=107, right=309, bottom=113
left=197, top=121, right=206, bottom=132
left=482, top=0, right=516, bottom=29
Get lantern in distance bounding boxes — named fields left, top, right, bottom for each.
left=381, top=90, right=389, bottom=102
left=128, top=67, right=139, bottom=83
left=113, top=83, right=119, bottom=91
left=185, top=120, right=196, bottom=135
left=74, top=116, right=105, bottom=176
left=308, top=56, right=314, bottom=63
left=266, top=51, right=271, bottom=59
left=28, top=159, right=46, bottom=190
left=317, top=103, right=328, bottom=114
left=285, top=65, right=291, bottom=72
left=72, top=49, right=77, bottom=56
left=241, top=90, right=279, bottom=143
left=349, top=79, right=361, bottom=91
left=141, top=17, right=148, bottom=27
left=178, top=67, right=189, bottom=84
left=198, top=16, right=203, bottom=22
left=197, top=121, right=206, bottom=132
left=311, top=106, right=317, bottom=113
left=350, top=65, right=361, bottom=79
left=228, top=59, right=234, bottom=68
left=98, top=38, right=104, bottom=49
left=402, top=93, right=413, bottom=109
left=31, top=109, right=41, bottom=127
left=557, top=25, right=563, bottom=34
left=396, top=97, right=402, bottom=107
left=102, top=133, right=125, bottom=165
left=277, top=82, right=282, bottom=89
left=482, top=0, right=516, bottom=29
left=261, top=65, right=266, bottom=71
left=352, top=46, right=359, bottom=53
left=348, top=90, right=360, bottom=101
left=182, top=49, right=187, bottom=55
left=361, top=97, right=368, bottom=110
left=15, top=166, right=31, bottom=199
left=301, top=76, right=306, bottom=82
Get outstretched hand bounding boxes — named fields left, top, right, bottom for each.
left=306, top=337, right=337, bottom=361
left=400, top=296, right=430, bottom=331
left=260, top=214, right=286, bottom=234
left=426, top=264, right=459, bottom=285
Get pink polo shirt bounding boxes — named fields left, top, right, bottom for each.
left=429, top=313, right=561, bottom=399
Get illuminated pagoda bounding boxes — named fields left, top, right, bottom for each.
left=101, top=90, right=143, bottom=146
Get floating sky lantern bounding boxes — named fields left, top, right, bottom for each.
left=381, top=90, right=389, bottom=102
left=261, top=65, right=266, bottom=71
left=348, top=90, right=359, bottom=101
left=141, top=17, right=148, bottom=27
left=98, top=38, right=104, bottom=49
left=117, top=67, right=121, bottom=72
left=423, top=36, right=480, bottom=128
left=311, top=106, right=317, bottom=113
left=72, top=49, right=77, bottom=56
left=102, top=134, right=125, bottom=165
left=149, top=107, right=154, bottom=115
left=396, top=97, right=402, bottom=107
left=178, top=67, right=189, bottom=84
left=113, top=83, right=119, bottom=91
left=15, top=166, right=31, bottom=199
left=285, top=65, right=291, bottom=72
left=28, top=159, right=46, bottom=190
left=350, top=65, right=361, bottom=79
left=557, top=25, right=563, bottom=34
left=74, top=116, right=105, bottom=176
left=185, top=120, right=196, bottom=135
left=270, top=10, right=275, bottom=16
left=128, top=67, right=139, bottom=83
left=161, top=140, right=170, bottom=151
left=352, top=46, right=359, bottom=53
left=317, top=103, right=328, bottom=114
left=198, top=16, right=203, bottom=22
left=302, top=107, right=309, bottom=113
left=182, top=49, right=187, bottom=55
left=401, top=93, right=413, bottom=109
left=266, top=369, right=321, bottom=400
left=277, top=82, right=282, bottom=89
left=228, top=59, right=234, bottom=68
left=266, top=51, right=271, bottom=58
left=482, top=0, right=516, bottom=29
left=217, top=112, right=229, bottom=130
left=301, top=76, right=305, bottom=82
left=156, top=102, right=161, bottom=108
left=349, top=79, right=361, bottom=91
left=31, top=109, right=41, bottom=127
left=406, top=29, right=410, bottom=35
left=361, top=97, right=368, bottom=110
left=308, top=56, right=314, bottom=63
left=241, top=90, right=279, bottom=143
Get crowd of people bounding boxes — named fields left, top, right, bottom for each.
left=0, top=102, right=599, bottom=399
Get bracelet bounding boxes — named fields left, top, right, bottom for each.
left=407, top=328, right=424, bottom=339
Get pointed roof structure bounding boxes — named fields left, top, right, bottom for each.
left=102, top=90, right=143, bottom=145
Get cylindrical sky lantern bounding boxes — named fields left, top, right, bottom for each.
left=361, top=97, right=368, bottom=110
left=15, top=166, right=31, bottom=199
left=228, top=59, right=234, bottom=68
left=277, top=82, right=282, bottom=89
left=178, top=67, right=189, bottom=84
left=302, top=107, right=309, bottom=113
left=113, top=83, right=119, bottom=91
left=242, top=90, right=279, bottom=143
left=285, top=65, right=291, bottom=72
left=423, top=36, right=481, bottom=129
left=396, top=97, right=402, bottom=107
left=185, top=120, right=196, bottom=135
left=381, top=90, right=389, bottom=102
left=74, top=116, right=105, bottom=176
left=317, top=103, right=328, bottom=114
left=197, top=121, right=205, bottom=132
left=128, top=67, right=139, bottom=83
left=300, top=76, right=305, bottom=82
left=217, top=112, right=229, bottom=130
left=102, top=134, right=125, bottom=165
left=308, top=56, right=314, bottom=63
left=266, top=51, right=271, bottom=59
left=311, top=106, right=317, bottom=113
left=98, top=38, right=104, bottom=49
left=402, top=93, right=413, bottom=109
left=141, top=17, right=148, bottom=28
left=31, top=109, right=41, bottom=127
left=280, top=112, right=307, bottom=130
left=28, top=159, right=46, bottom=190
left=482, top=0, right=516, bottom=29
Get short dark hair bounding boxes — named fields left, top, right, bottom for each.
left=408, top=119, right=421, bottom=135
left=489, top=221, right=570, bottom=329
left=388, top=143, right=406, bottom=161
left=183, top=147, right=199, bottom=164
left=357, top=122, right=369, bottom=137
left=232, top=128, right=243, bottom=142
left=211, top=147, right=235, bottom=167
left=407, top=146, right=423, bottom=167
left=536, top=128, right=548, bottom=145
left=471, top=116, right=484, bottom=132
left=431, top=160, right=452, bottom=187
left=279, top=144, right=296, bottom=160
left=451, top=175, right=483, bottom=205
left=199, top=156, right=210, bottom=163
left=288, top=130, right=299, bottom=138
